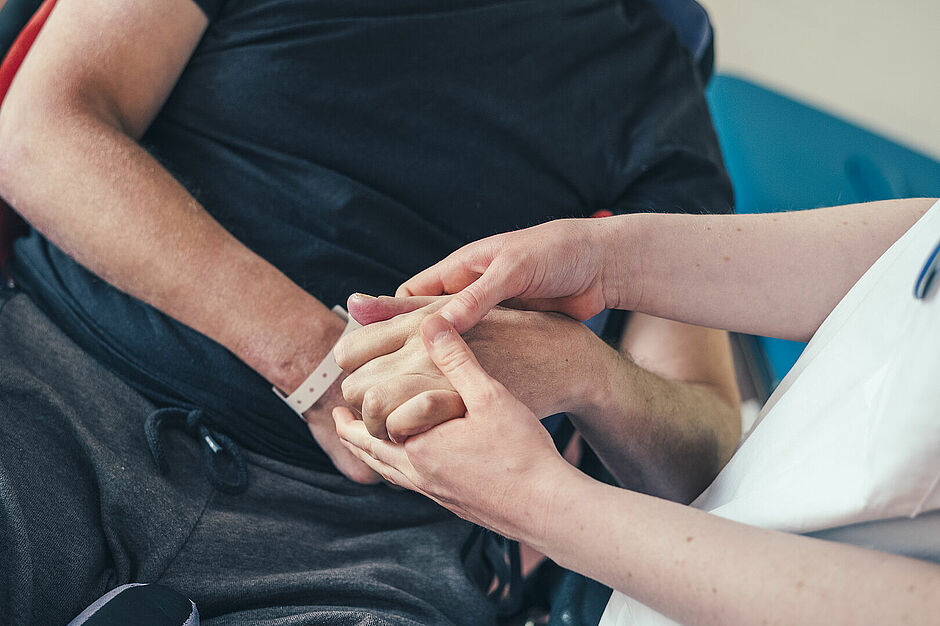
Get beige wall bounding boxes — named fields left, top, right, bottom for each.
left=698, top=0, right=940, bottom=160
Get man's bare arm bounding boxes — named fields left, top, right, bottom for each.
left=0, top=0, right=377, bottom=482
left=571, top=315, right=740, bottom=503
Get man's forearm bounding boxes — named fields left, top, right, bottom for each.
left=569, top=344, right=739, bottom=503
left=0, top=105, right=338, bottom=393
left=608, top=199, right=935, bottom=342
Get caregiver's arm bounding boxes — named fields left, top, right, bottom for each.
left=616, top=198, right=935, bottom=341
left=403, top=199, right=934, bottom=341
left=538, top=469, right=940, bottom=626
left=337, top=316, right=940, bottom=626
left=0, top=0, right=377, bottom=482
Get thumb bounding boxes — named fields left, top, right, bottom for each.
left=436, top=266, right=517, bottom=334
left=347, top=294, right=441, bottom=325
left=421, top=314, right=504, bottom=410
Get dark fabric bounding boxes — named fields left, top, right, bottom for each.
left=0, top=0, right=43, bottom=53
left=10, top=0, right=733, bottom=470
left=189, top=0, right=226, bottom=21
left=0, top=288, right=495, bottom=625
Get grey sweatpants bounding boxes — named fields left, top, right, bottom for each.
left=0, top=288, right=496, bottom=625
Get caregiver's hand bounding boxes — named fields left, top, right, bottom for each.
left=336, top=295, right=602, bottom=442
left=397, top=218, right=617, bottom=333
left=333, top=314, right=571, bottom=537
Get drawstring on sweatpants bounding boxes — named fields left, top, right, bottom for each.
left=144, top=407, right=248, bottom=495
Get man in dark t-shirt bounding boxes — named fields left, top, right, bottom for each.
left=0, top=0, right=740, bottom=623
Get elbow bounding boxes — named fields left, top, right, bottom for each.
left=0, top=87, right=49, bottom=204
left=0, top=91, right=86, bottom=208
left=0, top=106, right=30, bottom=207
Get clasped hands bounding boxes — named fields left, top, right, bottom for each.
left=332, top=218, right=623, bottom=529
left=332, top=303, right=576, bottom=535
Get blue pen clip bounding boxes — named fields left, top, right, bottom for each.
left=914, top=237, right=940, bottom=299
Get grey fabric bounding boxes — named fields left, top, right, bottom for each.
left=805, top=509, right=940, bottom=566
left=0, top=288, right=495, bottom=625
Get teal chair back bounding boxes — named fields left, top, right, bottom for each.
left=706, top=74, right=940, bottom=385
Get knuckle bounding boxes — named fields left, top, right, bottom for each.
left=453, top=284, right=484, bottom=314
left=473, top=382, right=503, bottom=408
left=418, top=393, right=440, bottom=416
left=435, top=344, right=473, bottom=373
left=332, top=338, right=350, bottom=370
left=340, top=377, right=358, bottom=405
left=361, top=387, right=388, bottom=417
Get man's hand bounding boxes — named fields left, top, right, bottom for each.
left=334, top=295, right=603, bottom=443
left=397, top=218, right=616, bottom=333
left=334, top=314, right=571, bottom=539
left=301, top=380, right=382, bottom=484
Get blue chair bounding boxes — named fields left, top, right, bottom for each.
left=706, top=74, right=940, bottom=386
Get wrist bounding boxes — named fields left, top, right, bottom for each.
left=570, top=335, right=628, bottom=421
left=508, top=460, right=594, bottom=553
left=600, top=213, right=648, bottom=312
left=238, top=301, right=347, bottom=394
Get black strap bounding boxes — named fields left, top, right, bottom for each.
left=144, top=407, right=249, bottom=495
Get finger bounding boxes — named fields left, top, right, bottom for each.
left=396, top=261, right=463, bottom=298
left=333, top=407, right=417, bottom=490
left=501, top=295, right=602, bottom=321
left=360, top=375, right=451, bottom=441
left=386, top=389, right=466, bottom=443
left=333, top=317, right=409, bottom=373
left=420, top=314, right=507, bottom=411
left=397, top=243, right=495, bottom=298
left=347, top=294, right=442, bottom=325
left=436, top=260, right=522, bottom=333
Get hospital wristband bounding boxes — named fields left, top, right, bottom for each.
left=272, top=305, right=361, bottom=418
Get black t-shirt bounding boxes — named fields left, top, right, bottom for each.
left=11, top=0, right=732, bottom=470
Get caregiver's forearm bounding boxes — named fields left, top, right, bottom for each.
left=526, top=468, right=940, bottom=626
left=608, top=198, right=935, bottom=341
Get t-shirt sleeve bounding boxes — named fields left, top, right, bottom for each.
left=607, top=84, right=734, bottom=217
left=597, top=10, right=734, bottom=218
left=188, top=0, right=225, bottom=22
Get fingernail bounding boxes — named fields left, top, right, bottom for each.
left=422, top=314, right=453, bottom=345
left=351, top=292, right=376, bottom=300
left=439, top=309, right=455, bottom=326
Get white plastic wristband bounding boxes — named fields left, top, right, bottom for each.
left=272, top=305, right=361, bottom=419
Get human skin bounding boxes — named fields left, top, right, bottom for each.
left=405, top=198, right=935, bottom=340
left=335, top=312, right=940, bottom=626
left=336, top=294, right=741, bottom=503
left=0, top=0, right=378, bottom=482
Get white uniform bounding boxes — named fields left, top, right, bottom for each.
left=600, top=199, right=940, bottom=625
